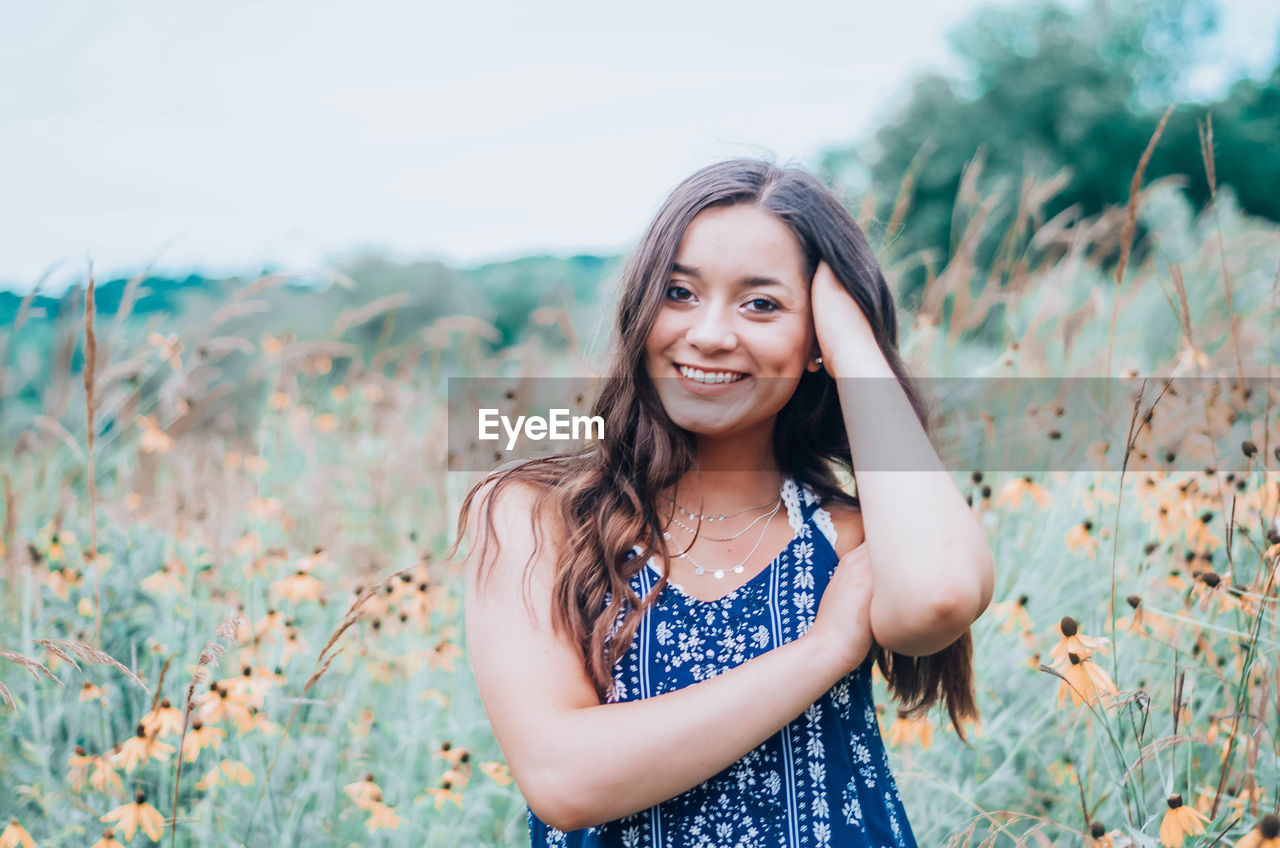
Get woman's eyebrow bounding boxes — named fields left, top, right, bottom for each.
left=670, top=262, right=787, bottom=289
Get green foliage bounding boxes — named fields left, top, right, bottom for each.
left=818, top=0, right=1279, bottom=305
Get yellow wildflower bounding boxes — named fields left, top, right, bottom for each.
left=100, top=790, right=165, bottom=842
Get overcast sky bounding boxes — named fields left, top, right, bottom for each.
left=3, top=0, right=1277, bottom=294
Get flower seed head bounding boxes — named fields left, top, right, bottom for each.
left=1126, top=594, right=1141, bottom=609
left=1166, top=793, right=1183, bottom=809
left=1090, top=821, right=1105, bottom=837
left=1260, top=815, right=1279, bottom=838
left=1060, top=616, right=1078, bottom=637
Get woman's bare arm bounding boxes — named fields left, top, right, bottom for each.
left=462, top=478, right=868, bottom=832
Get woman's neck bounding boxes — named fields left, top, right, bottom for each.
left=665, top=421, right=784, bottom=516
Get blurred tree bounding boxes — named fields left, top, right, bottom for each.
left=816, top=0, right=1280, bottom=307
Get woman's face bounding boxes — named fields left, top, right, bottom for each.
left=644, top=203, right=821, bottom=440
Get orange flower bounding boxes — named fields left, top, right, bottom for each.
left=140, top=562, right=184, bottom=595
left=344, top=774, right=382, bottom=809
left=0, top=819, right=35, bottom=848
left=988, top=594, right=1033, bottom=635
left=433, top=741, right=469, bottom=767
left=193, top=758, right=255, bottom=790
left=100, top=790, right=165, bottom=842
left=147, top=332, right=183, bottom=371
left=1236, top=814, right=1280, bottom=848
left=426, top=638, right=462, bottom=673
left=886, top=709, right=933, bottom=750
left=181, top=720, right=225, bottom=762
left=89, top=750, right=124, bottom=795
left=89, top=829, right=125, bottom=848
left=1049, top=617, right=1111, bottom=668
left=418, top=784, right=464, bottom=810
left=269, top=569, right=324, bottom=603
left=79, top=681, right=110, bottom=704
left=1086, top=820, right=1116, bottom=847
left=1159, top=794, right=1207, bottom=846
left=139, top=698, right=184, bottom=738
left=112, top=725, right=175, bottom=774
left=480, top=761, right=513, bottom=786
left=1056, top=653, right=1117, bottom=708
left=994, top=476, right=1052, bottom=510
left=364, top=801, right=403, bottom=832
left=1064, top=520, right=1100, bottom=559
left=196, top=683, right=253, bottom=726
left=137, top=415, right=174, bottom=454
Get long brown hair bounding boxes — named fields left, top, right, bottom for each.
left=450, top=158, right=978, bottom=737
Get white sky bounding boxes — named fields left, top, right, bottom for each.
left=2, top=0, right=1277, bottom=294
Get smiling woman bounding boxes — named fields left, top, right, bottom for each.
left=449, top=158, right=994, bottom=847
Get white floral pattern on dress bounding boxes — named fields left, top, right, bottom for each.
left=528, top=477, right=916, bottom=847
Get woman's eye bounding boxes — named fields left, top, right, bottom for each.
left=665, top=284, right=692, bottom=302
left=747, top=297, right=780, bottom=313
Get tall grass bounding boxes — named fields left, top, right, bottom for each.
left=1, top=153, right=1278, bottom=846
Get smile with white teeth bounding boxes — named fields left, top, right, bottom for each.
left=676, top=364, right=749, bottom=384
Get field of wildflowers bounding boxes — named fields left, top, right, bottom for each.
left=1, top=162, right=1278, bottom=846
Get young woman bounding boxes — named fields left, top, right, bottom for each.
left=455, top=159, right=995, bottom=847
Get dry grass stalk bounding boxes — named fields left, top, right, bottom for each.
left=1115, top=104, right=1175, bottom=288
left=148, top=654, right=174, bottom=715
left=246, top=566, right=412, bottom=842
left=233, top=272, right=295, bottom=302
left=333, top=292, right=412, bottom=337
left=206, top=299, right=270, bottom=329
left=82, top=270, right=102, bottom=645
left=109, top=268, right=149, bottom=340
left=1198, top=111, right=1247, bottom=389
left=886, top=142, right=934, bottom=250
left=0, top=649, right=60, bottom=683
left=3, top=473, right=16, bottom=608
left=172, top=610, right=243, bottom=848
left=1198, top=114, right=1216, bottom=200
left=34, top=415, right=85, bottom=462
left=36, top=639, right=149, bottom=692
left=1103, top=105, right=1175, bottom=398
left=1, top=638, right=148, bottom=713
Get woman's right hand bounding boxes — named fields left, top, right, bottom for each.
left=808, top=542, right=876, bottom=676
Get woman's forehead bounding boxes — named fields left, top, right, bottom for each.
left=674, top=206, right=806, bottom=285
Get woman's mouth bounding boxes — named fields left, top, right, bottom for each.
left=672, top=363, right=750, bottom=393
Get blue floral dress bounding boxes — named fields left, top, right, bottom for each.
left=527, top=476, right=917, bottom=847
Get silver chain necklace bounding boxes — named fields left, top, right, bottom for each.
left=662, top=498, right=782, bottom=579
left=666, top=495, right=780, bottom=542
left=660, top=489, right=781, bottom=523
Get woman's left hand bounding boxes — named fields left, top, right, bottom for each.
left=810, top=260, right=878, bottom=376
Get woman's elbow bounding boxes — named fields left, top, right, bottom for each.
left=872, top=581, right=986, bottom=657
left=522, top=756, right=602, bottom=833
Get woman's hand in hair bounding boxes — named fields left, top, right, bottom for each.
left=807, top=540, right=875, bottom=677
left=809, top=260, right=879, bottom=377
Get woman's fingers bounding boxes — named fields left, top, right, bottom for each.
left=810, top=544, right=875, bottom=675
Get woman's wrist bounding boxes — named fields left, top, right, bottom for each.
left=799, top=624, right=867, bottom=683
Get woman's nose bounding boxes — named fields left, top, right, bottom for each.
left=686, top=305, right=738, bottom=351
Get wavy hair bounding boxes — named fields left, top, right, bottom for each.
left=450, top=158, right=978, bottom=737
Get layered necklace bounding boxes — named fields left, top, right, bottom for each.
left=660, top=490, right=782, bottom=580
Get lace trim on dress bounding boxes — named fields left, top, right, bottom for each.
left=798, top=480, right=838, bottom=548
left=781, top=477, right=804, bottom=534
